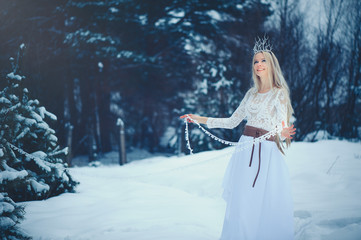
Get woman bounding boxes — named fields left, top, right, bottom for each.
left=180, top=43, right=296, bottom=239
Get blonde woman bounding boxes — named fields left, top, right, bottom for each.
left=180, top=40, right=296, bottom=240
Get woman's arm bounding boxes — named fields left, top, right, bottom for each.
left=180, top=88, right=253, bottom=129
left=179, top=114, right=208, bottom=124
left=206, top=102, right=246, bottom=129
left=274, top=89, right=296, bottom=140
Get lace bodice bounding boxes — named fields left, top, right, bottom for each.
left=206, top=87, right=288, bottom=137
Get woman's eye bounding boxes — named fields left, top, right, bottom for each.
left=254, top=61, right=258, bottom=64
left=262, top=59, right=266, bottom=62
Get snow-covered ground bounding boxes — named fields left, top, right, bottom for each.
left=19, top=140, right=361, bottom=240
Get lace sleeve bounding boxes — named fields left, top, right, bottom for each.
left=206, top=89, right=252, bottom=129
left=274, top=89, right=288, bottom=141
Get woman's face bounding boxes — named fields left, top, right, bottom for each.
left=253, top=52, right=268, bottom=79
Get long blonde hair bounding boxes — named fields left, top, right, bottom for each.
left=251, top=51, right=294, bottom=154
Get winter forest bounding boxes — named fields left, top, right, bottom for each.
left=0, top=0, right=360, bottom=239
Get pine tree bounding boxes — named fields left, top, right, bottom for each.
left=0, top=192, right=31, bottom=240
left=0, top=45, right=78, bottom=202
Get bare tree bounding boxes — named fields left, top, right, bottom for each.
left=268, top=0, right=360, bottom=140
left=268, top=0, right=312, bottom=139
left=340, top=0, right=361, bottom=138
left=313, top=0, right=345, bottom=133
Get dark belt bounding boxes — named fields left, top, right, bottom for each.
left=243, top=125, right=275, bottom=188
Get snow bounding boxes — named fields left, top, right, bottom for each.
left=210, top=67, right=217, bottom=77
left=168, top=10, right=185, bottom=18
left=116, top=118, right=124, bottom=127
left=30, top=179, right=50, bottom=194
left=64, top=29, right=116, bottom=46
left=206, top=10, right=222, bottom=21
left=15, top=126, right=31, bottom=140
left=109, top=7, right=119, bottom=13
left=28, top=155, right=52, bottom=173
left=0, top=170, right=28, bottom=184
left=168, top=17, right=180, bottom=25
left=139, top=15, right=147, bottom=25
left=28, top=99, right=40, bottom=106
left=0, top=216, right=16, bottom=230
left=69, top=1, right=105, bottom=8
left=213, top=78, right=233, bottom=91
left=9, top=94, right=19, bottom=102
left=48, top=134, right=58, bottom=143
left=49, top=147, right=68, bottom=157
left=236, top=4, right=243, bottom=10
left=38, top=122, right=54, bottom=134
left=154, top=10, right=185, bottom=26
left=31, top=151, right=47, bottom=160
left=303, top=130, right=332, bottom=141
left=30, top=112, right=43, bottom=122
left=0, top=202, right=15, bottom=215
left=24, top=117, right=37, bottom=126
left=159, top=127, right=177, bottom=148
left=0, top=97, right=11, bottom=105
left=154, top=18, right=166, bottom=27
left=6, top=72, right=22, bottom=81
left=184, top=41, right=193, bottom=51
left=38, top=106, right=57, bottom=121
left=19, top=140, right=361, bottom=240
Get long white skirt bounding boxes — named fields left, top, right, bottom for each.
left=220, top=135, right=294, bottom=240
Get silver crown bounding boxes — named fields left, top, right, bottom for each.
left=253, top=36, right=272, bottom=54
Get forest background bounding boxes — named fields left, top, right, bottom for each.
left=0, top=0, right=360, bottom=162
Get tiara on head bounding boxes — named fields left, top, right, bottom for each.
left=253, top=36, right=272, bottom=55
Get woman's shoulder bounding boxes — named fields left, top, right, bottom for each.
left=246, top=87, right=258, bottom=95
left=245, top=86, right=287, bottom=98
left=272, top=87, right=289, bottom=104
left=273, top=87, right=288, bottom=96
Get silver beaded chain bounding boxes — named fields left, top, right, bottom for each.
left=184, top=116, right=194, bottom=155
left=183, top=115, right=280, bottom=154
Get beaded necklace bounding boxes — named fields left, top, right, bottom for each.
left=183, top=114, right=280, bottom=154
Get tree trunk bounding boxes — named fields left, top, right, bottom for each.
left=65, top=123, right=73, bottom=166
left=117, top=118, right=127, bottom=165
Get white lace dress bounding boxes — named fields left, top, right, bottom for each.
left=207, top=87, right=294, bottom=240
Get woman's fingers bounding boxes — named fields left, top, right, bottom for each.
left=289, top=128, right=296, bottom=135
left=180, top=114, right=195, bottom=123
left=286, top=128, right=296, bottom=138
left=180, top=114, right=192, bottom=119
left=281, top=123, right=297, bottom=139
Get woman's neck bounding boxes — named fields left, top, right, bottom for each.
left=259, top=78, right=272, bottom=93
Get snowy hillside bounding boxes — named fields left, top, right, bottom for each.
left=19, top=140, right=361, bottom=240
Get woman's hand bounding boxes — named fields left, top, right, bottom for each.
left=180, top=114, right=195, bottom=123
left=180, top=114, right=208, bottom=124
left=281, top=121, right=296, bottom=139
